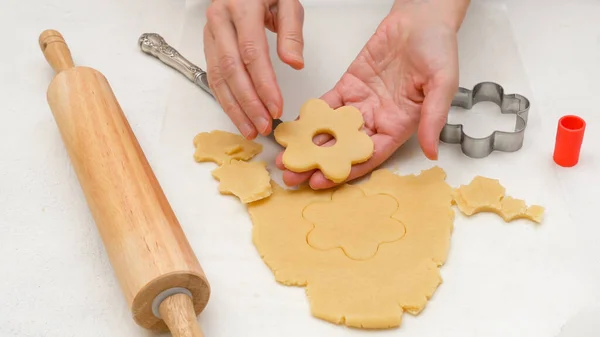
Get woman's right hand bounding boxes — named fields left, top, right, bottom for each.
left=204, top=0, right=305, bottom=139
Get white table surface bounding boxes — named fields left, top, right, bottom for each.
left=1, top=0, right=599, bottom=336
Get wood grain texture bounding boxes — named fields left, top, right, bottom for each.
left=40, top=30, right=210, bottom=333
left=39, top=30, right=75, bottom=73
left=160, top=294, right=205, bottom=337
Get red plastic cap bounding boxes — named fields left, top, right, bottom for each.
left=553, top=115, right=586, bottom=167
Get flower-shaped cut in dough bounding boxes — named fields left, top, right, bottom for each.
left=274, top=98, right=374, bottom=183
left=303, top=185, right=405, bottom=260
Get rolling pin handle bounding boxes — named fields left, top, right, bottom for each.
left=159, top=293, right=205, bottom=337
left=39, top=29, right=75, bottom=73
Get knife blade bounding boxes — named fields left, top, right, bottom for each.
left=138, top=32, right=283, bottom=137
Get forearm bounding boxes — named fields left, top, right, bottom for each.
left=391, top=0, right=471, bottom=32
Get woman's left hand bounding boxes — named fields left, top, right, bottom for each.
left=276, top=8, right=462, bottom=189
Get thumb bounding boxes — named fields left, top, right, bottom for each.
left=418, top=76, right=457, bottom=160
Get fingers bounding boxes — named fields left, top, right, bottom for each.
left=417, top=74, right=458, bottom=160
left=232, top=3, right=283, bottom=119
left=204, top=26, right=257, bottom=139
left=275, top=134, right=337, bottom=186
left=208, top=7, right=272, bottom=136
left=264, top=5, right=277, bottom=32
left=308, top=134, right=400, bottom=190
left=283, top=168, right=314, bottom=186
left=275, top=151, right=311, bottom=186
left=319, top=88, right=344, bottom=109
left=205, top=2, right=281, bottom=138
left=275, top=0, right=305, bottom=69
left=278, top=134, right=400, bottom=189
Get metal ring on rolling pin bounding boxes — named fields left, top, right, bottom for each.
left=151, top=287, right=194, bottom=319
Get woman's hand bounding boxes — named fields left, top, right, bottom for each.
left=276, top=1, right=470, bottom=189
left=204, top=0, right=305, bottom=139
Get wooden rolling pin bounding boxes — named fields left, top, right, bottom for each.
left=39, top=29, right=210, bottom=337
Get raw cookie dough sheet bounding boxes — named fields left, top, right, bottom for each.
left=153, top=1, right=590, bottom=336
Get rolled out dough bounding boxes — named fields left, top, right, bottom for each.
left=248, top=166, right=455, bottom=329
left=191, top=128, right=545, bottom=329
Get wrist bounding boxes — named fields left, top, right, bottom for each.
left=390, top=0, right=470, bottom=32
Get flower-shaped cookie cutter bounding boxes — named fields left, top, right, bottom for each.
left=274, top=99, right=374, bottom=183
left=439, top=82, right=530, bottom=158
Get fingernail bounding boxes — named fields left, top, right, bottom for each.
left=291, top=52, right=303, bottom=62
left=253, top=116, right=270, bottom=135
left=239, top=123, right=255, bottom=139
left=267, top=102, right=280, bottom=118
left=287, top=52, right=304, bottom=69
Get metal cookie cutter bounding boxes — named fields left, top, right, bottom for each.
left=439, top=82, right=530, bottom=158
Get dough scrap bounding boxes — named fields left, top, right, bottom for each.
left=247, top=166, right=454, bottom=329
left=273, top=98, right=374, bottom=183
left=452, top=176, right=544, bottom=223
left=224, top=144, right=243, bottom=155
left=211, top=160, right=272, bottom=203
left=193, top=130, right=262, bottom=165
left=302, top=184, right=406, bottom=260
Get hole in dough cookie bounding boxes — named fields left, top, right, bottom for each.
left=312, top=130, right=337, bottom=147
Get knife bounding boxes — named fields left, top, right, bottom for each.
left=138, top=32, right=283, bottom=137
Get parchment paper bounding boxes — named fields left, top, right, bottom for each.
left=151, top=1, right=589, bottom=337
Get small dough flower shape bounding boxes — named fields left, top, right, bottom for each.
left=274, top=98, right=374, bottom=183
left=303, top=184, right=405, bottom=260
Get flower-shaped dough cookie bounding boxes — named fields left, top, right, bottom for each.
left=303, top=185, right=405, bottom=260
left=274, top=98, right=374, bottom=183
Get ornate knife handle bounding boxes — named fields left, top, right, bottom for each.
left=138, top=33, right=213, bottom=97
